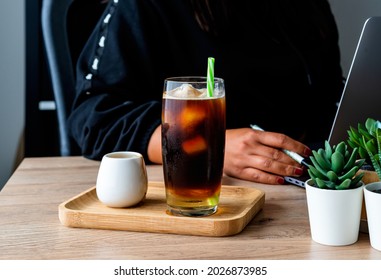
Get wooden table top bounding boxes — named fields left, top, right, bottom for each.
left=1, top=156, right=380, bottom=260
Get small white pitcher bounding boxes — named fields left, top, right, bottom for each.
left=96, top=151, right=148, bottom=208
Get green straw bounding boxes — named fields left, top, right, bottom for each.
left=207, top=57, right=215, bottom=97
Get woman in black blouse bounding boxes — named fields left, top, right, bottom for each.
left=68, top=0, right=344, bottom=185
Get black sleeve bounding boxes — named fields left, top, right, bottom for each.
left=67, top=0, right=163, bottom=162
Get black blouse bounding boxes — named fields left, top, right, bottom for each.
left=68, top=0, right=344, bottom=161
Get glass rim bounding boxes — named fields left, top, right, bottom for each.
left=164, top=76, right=224, bottom=83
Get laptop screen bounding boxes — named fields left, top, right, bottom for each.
left=287, top=17, right=381, bottom=187
left=329, top=16, right=381, bottom=145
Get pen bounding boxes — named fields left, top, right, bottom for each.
left=250, top=124, right=310, bottom=168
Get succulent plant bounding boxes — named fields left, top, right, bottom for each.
left=348, top=118, right=381, bottom=179
left=347, top=117, right=380, bottom=167
left=307, top=140, right=365, bottom=190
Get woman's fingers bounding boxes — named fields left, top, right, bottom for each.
left=224, top=128, right=309, bottom=184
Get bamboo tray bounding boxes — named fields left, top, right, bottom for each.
left=59, top=181, right=265, bottom=237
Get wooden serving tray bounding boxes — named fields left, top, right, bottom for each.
left=59, top=181, right=265, bottom=237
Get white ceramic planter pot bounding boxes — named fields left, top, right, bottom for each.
left=305, top=179, right=364, bottom=246
left=364, top=181, right=381, bottom=251
left=359, top=169, right=379, bottom=233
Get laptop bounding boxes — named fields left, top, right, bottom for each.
left=329, top=16, right=381, bottom=145
left=286, top=16, right=381, bottom=187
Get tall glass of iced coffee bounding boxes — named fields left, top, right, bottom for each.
left=162, top=76, right=226, bottom=217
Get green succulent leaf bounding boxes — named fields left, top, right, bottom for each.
left=314, top=178, right=324, bottom=188
left=325, top=181, right=338, bottom=189
left=355, top=158, right=366, bottom=169
left=336, top=178, right=351, bottom=190
left=324, top=140, right=333, bottom=159
left=326, top=170, right=338, bottom=182
left=351, top=172, right=364, bottom=187
left=343, top=147, right=359, bottom=172
left=358, top=127, right=373, bottom=140
left=338, top=166, right=359, bottom=181
left=364, top=134, right=381, bottom=180
left=307, top=166, right=327, bottom=180
left=365, top=118, right=377, bottom=134
left=335, top=142, right=346, bottom=156
left=365, top=139, right=377, bottom=154
left=312, top=149, right=331, bottom=170
left=315, top=178, right=333, bottom=189
left=331, top=151, right=344, bottom=174
left=309, top=157, right=328, bottom=177
left=358, top=147, right=368, bottom=159
left=347, top=128, right=357, bottom=141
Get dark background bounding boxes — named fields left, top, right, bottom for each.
left=25, top=0, right=106, bottom=156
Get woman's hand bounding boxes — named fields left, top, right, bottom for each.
left=149, top=125, right=311, bottom=185
left=224, top=128, right=311, bottom=184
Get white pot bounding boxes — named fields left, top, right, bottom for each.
left=305, top=179, right=364, bottom=246
left=364, top=181, right=381, bottom=251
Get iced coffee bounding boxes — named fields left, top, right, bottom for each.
left=162, top=77, right=226, bottom=217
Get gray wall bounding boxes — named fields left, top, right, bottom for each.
left=329, top=0, right=381, bottom=77
left=0, top=1, right=381, bottom=190
left=0, top=0, right=25, bottom=190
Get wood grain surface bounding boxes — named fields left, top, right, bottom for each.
left=59, top=182, right=265, bottom=236
left=1, top=156, right=381, bottom=260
